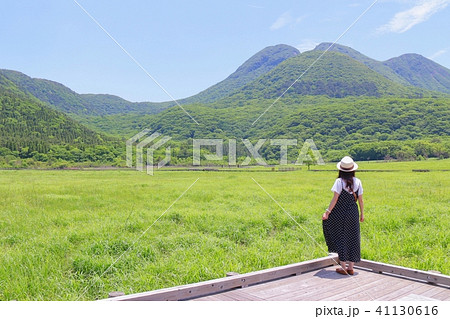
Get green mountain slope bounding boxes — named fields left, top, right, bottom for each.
left=180, top=44, right=300, bottom=104
left=0, top=69, right=171, bottom=116
left=384, top=54, right=450, bottom=94
left=314, top=43, right=450, bottom=95
left=230, top=51, right=429, bottom=99
left=313, top=42, right=410, bottom=85
left=0, top=73, right=123, bottom=165
left=111, top=95, right=449, bottom=162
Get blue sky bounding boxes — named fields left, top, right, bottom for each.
left=1, top=0, right=449, bottom=102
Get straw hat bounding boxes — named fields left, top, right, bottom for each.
left=337, top=156, right=358, bottom=172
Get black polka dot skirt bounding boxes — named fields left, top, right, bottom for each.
left=322, top=189, right=361, bottom=262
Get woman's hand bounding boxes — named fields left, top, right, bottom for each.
left=322, top=211, right=329, bottom=220
left=360, top=214, right=364, bottom=222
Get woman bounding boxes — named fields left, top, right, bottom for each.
left=322, top=156, right=364, bottom=275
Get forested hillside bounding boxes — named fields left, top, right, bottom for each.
left=0, top=69, right=171, bottom=116
left=0, top=74, right=123, bottom=167
left=113, top=95, right=448, bottom=162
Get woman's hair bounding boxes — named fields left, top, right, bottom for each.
left=338, top=170, right=355, bottom=191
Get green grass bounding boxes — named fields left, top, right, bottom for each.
left=0, top=159, right=449, bottom=300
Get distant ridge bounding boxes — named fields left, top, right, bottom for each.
left=229, top=50, right=429, bottom=99
left=0, top=69, right=171, bottom=116
left=314, top=42, right=450, bottom=94
left=313, top=43, right=410, bottom=85
left=384, top=53, right=450, bottom=94
left=1, top=42, right=449, bottom=121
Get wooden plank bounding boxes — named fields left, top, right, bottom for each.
left=329, top=277, right=407, bottom=301
left=219, top=290, right=266, bottom=301
left=255, top=275, right=333, bottom=300
left=427, top=289, right=450, bottom=301
left=193, top=295, right=224, bottom=301
left=325, top=277, right=389, bottom=300
left=379, top=281, right=438, bottom=301
left=199, top=293, right=237, bottom=301
left=254, top=266, right=356, bottom=299
left=195, top=289, right=266, bottom=301
left=298, top=270, right=408, bottom=300
left=365, top=280, right=412, bottom=301
left=205, top=291, right=242, bottom=301
left=357, top=260, right=450, bottom=286
left=418, top=286, right=450, bottom=299
left=266, top=267, right=382, bottom=301
left=239, top=267, right=332, bottom=298
left=302, top=274, right=388, bottom=301
left=252, top=266, right=379, bottom=300
left=105, top=255, right=336, bottom=301
left=397, top=294, right=440, bottom=301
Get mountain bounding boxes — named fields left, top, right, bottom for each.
left=384, top=54, right=450, bottom=94
left=314, top=43, right=450, bottom=94
left=2, top=38, right=450, bottom=165
left=68, top=45, right=448, bottom=141
left=313, top=43, right=410, bottom=85
left=0, top=69, right=171, bottom=116
left=229, top=51, right=429, bottom=100
left=98, top=46, right=448, bottom=161
left=179, top=44, right=300, bottom=104
left=0, top=73, right=123, bottom=165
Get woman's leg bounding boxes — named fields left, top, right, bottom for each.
left=347, top=262, right=354, bottom=271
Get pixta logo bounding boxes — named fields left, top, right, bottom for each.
left=193, top=138, right=324, bottom=166
left=127, top=130, right=324, bottom=175
left=126, top=130, right=171, bottom=175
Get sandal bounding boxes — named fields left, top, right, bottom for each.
left=336, top=268, right=354, bottom=275
left=336, top=268, right=348, bottom=275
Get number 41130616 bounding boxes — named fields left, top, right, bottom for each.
left=376, top=305, right=438, bottom=316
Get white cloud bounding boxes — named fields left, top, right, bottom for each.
left=378, top=0, right=450, bottom=33
left=428, top=49, right=447, bottom=60
left=270, top=11, right=292, bottom=30
left=248, top=4, right=264, bottom=9
left=295, top=15, right=307, bottom=24
left=296, top=39, right=320, bottom=53
left=270, top=12, right=306, bottom=30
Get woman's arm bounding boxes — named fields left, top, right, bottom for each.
left=322, top=192, right=340, bottom=220
left=358, top=194, right=364, bottom=222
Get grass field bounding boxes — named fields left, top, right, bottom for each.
left=0, top=159, right=449, bottom=300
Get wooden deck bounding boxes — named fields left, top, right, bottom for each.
left=106, top=255, right=450, bottom=301
left=193, top=265, right=450, bottom=301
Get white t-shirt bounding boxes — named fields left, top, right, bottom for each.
left=331, top=177, right=363, bottom=195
